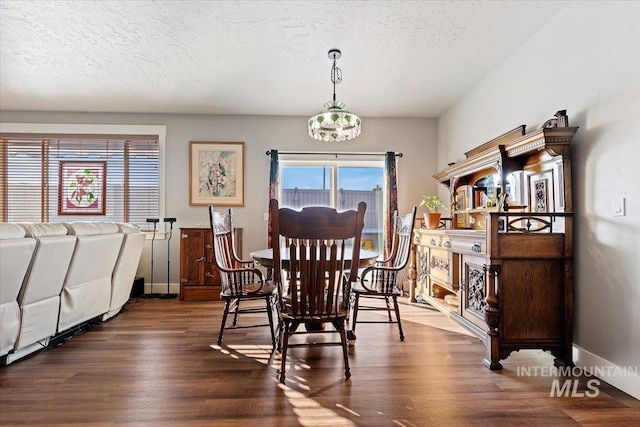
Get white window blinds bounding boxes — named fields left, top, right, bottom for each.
left=0, top=136, right=159, bottom=228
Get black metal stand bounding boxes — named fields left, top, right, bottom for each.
left=159, top=217, right=178, bottom=299
left=141, top=218, right=160, bottom=298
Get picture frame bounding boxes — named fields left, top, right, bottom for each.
left=189, top=141, right=245, bottom=206
left=58, top=161, right=106, bottom=215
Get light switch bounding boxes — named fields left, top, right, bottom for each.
left=613, top=198, right=626, bottom=217
left=264, top=212, right=269, bottom=221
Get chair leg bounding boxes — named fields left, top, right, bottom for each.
left=276, top=319, right=283, bottom=353
left=385, top=296, right=393, bottom=321
left=265, top=294, right=276, bottom=349
left=350, top=293, right=360, bottom=334
left=279, top=324, right=291, bottom=383
left=336, top=320, right=351, bottom=380
left=232, top=298, right=240, bottom=326
left=276, top=310, right=287, bottom=353
left=392, top=295, right=404, bottom=341
left=218, top=299, right=231, bottom=345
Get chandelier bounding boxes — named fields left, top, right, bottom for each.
left=308, top=49, right=361, bottom=142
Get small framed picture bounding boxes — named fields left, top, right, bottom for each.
left=58, top=161, right=106, bottom=215
left=189, top=141, right=245, bottom=206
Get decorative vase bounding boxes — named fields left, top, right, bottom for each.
left=424, top=212, right=441, bottom=229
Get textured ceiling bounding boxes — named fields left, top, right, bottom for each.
left=0, top=1, right=569, bottom=118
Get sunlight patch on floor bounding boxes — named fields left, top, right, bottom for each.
left=335, top=403, right=360, bottom=416
left=358, top=299, right=476, bottom=337
left=392, top=419, right=420, bottom=427
left=277, top=380, right=357, bottom=426
left=210, top=343, right=275, bottom=365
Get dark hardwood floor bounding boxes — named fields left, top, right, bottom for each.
left=1, top=298, right=638, bottom=426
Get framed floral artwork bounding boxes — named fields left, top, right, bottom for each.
left=189, top=141, right=245, bottom=206
left=58, top=161, right=106, bottom=215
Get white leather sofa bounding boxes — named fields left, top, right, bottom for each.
left=58, top=222, right=124, bottom=332
left=104, top=223, right=146, bottom=321
left=0, top=224, right=36, bottom=357
left=0, top=221, right=145, bottom=365
left=8, top=223, right=76, bottom=363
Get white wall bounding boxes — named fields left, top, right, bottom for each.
left=0, top=110, right=437, bottom=284
left=438, top=1, right=640, bottom=398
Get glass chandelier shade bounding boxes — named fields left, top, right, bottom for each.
left=308, top=49, right=362, bottom=142
left=308, top=101, right=361, bottom=142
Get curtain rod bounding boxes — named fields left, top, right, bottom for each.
left=266, top=150, right=403, bottom=157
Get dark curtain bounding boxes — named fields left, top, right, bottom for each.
left=384, top=152, right=398, bottom=257
left=267, top=150, right=279, bottom=248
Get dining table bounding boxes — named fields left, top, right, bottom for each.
left=249, top=247, right=379, bottom=270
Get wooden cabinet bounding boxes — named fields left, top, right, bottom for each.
left=179, top=228, right=221, bottom=301
left=411, top=110, right=577, bottom=370
left=179, top=227, right=244, bottom=301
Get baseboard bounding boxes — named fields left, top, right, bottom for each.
left=573, top=344, right=640, bottom=400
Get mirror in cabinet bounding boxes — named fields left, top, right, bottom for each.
left=450, top=170, right=525, bottom=230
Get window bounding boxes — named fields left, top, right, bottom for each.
left=1, top=125, right=164, bottom=231
left=280, top=159, right=385, bottom=253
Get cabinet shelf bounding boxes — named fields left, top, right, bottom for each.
left=432, top=281, right=457, bottom=295
left=427, top=296, right=459, bottom=313
left=453, top=205, right=528, bottom=214
left=454, top=208, right=495, bottom=214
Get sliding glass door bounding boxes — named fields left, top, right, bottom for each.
left=280, top=161, right=384, bottom=253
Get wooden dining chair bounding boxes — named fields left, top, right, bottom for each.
left=269, top=199, right=366, bottom=384
left=349, top=206, right=417, bottom=341
left=209, top=206, right=276, bottom=347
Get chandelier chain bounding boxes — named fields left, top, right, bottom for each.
left=331, top=60, right=342, bottom=102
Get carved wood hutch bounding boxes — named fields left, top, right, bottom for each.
left=410, top=111, right=577, bottom=370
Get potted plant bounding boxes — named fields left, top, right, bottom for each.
left=420, top=195, right=447, bottom=229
